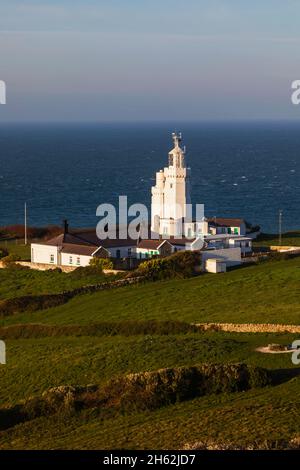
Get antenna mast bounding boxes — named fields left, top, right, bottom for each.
left=278, top=209, right=283, bottom=246
left=24, top=202, right=27, bottom=245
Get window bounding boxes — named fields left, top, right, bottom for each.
left=116, top=249, right=121, bottom=259
left=128, top=248, right=132, bottom=257
left=234, top=227, right=239, bottom=235
left=227, top=228, right=232, bottom=234
left=50, top=254, right=54, bottom=264
left=69, top=256, right=73, bottom=265
left=76, top=257, right=80, bottom=266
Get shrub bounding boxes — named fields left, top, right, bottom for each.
left=89, top=257, right=113, bottom=271
left=129, top=250, right=201, bottom=281
left=268, top=343, right=286, bottom=352
left=99, top=363, right=271, bottom=412
left=0, top=320, right=198, bottom=339
left=268, top=251, right=290, bottom=262
left=0, top=363, right=271, bottom=430
left=0, top=248, right=9, bottom=259
left=1, top=253, right=21, bottom=264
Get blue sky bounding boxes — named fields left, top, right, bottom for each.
left=0, top=0, right=300, bottom=121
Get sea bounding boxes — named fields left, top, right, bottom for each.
left=0, top=121, right=299, bottom=234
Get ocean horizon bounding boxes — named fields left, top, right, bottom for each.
left=0, top=120, right=299, bottom=233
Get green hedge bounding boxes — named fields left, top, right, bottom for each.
left=129, top=250, right=201, bottom=281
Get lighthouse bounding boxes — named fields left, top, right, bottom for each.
left=151, top=132, right=191, bottom=237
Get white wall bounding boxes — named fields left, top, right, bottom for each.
left=201, top=247, right=242, bottom=268
left=108, top=246, right=135, bottom=258
left=31, top=244, right=94, bottom=267
left=229, top=239, right=252, bottom=254
left=61, top=253, right=92, bottom=267
left=31, top=243, right=58, bottom=265
left=205, top=259, right=227, bottom=273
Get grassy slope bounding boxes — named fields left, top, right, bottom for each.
left=0, top=257, right=299, bottom=449
left=0, top=240, right=31, bottom=260
left=253, top=231, right=300, bottom=247
left=1, top=257, right=299, bottom=326
left=0, top=267, right=120, bottom=300
left=0, top=331, right=297, bottom=406
left=1, top=378, right=300, bottom=449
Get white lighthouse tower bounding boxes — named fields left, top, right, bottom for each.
left=151, top=132, right=191, bottom=237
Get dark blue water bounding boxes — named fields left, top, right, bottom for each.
left=0, top=122, right=299, bottom=233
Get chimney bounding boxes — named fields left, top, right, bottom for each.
left=63, top=219, right=69, bottom=234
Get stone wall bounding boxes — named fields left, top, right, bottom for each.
left=0, top=276, right=144, bottom=317
left=196, top=322, right=300, bottom=333
left=270, top=246, right=300, bottom=253
left=0, top=261, right=123, bottom=274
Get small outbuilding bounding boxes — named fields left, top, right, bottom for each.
left=205, top=258, right=227, bottom=274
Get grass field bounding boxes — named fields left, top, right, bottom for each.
left=0, top=254, right=299, bottom=449
left=1, top=256, right=299, bottom=326
left=0, top=265, right=121, bottom=300
left=0, top=240, right=31, bottom=260
left=1, top=377, right=300, bottom=450
left=0, top=331, right=298, bottom=406
left=254, top=230, right=300, bottom=248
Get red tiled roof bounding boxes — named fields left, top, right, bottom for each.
left=41, top=231, right=137, bottom=249
left=60, top=244, right=103, bottom=256
left=207, top=217, right=245, bottom=227
left=137, top=239, right=170, bottom=250
left=168, top=237, right=196, bottom=246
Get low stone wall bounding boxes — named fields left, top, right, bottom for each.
left=270, top=246, right=300, bottom=253
left=19, top=262, right=77, bottom=272
left=0, top=261, right=124, bottom=274
left=0, top=276, right=144, bottom=317
left=196, top=322, right=300, bottom=333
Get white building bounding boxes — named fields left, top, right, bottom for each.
left=151, top=132, right=198, bottom=238
left=205, top=258, right=227, bottom=274
left=31, top=132, right=254, bottom=270
left=31, top=223, right=137, bottom=268
left=204, top=234, right=253, bottom=256
left=201, top=247, right=242, bottom=269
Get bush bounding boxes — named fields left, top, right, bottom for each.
left=99, top=363, right=271, bottom=412
left=268, top=251, right=290, bottom=262
left=0, top=248, right=8, bottom=259
left=268, top=343, right=286, bottom=352
left=89, top=257, right=113, bottom=271
left=1, top=253, right=21, bottom=264
left=0, top=320, right=198, bottom=339
left=129, top=250, right=201, bottom=281
left=0, top=363, right=271, bottom=430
